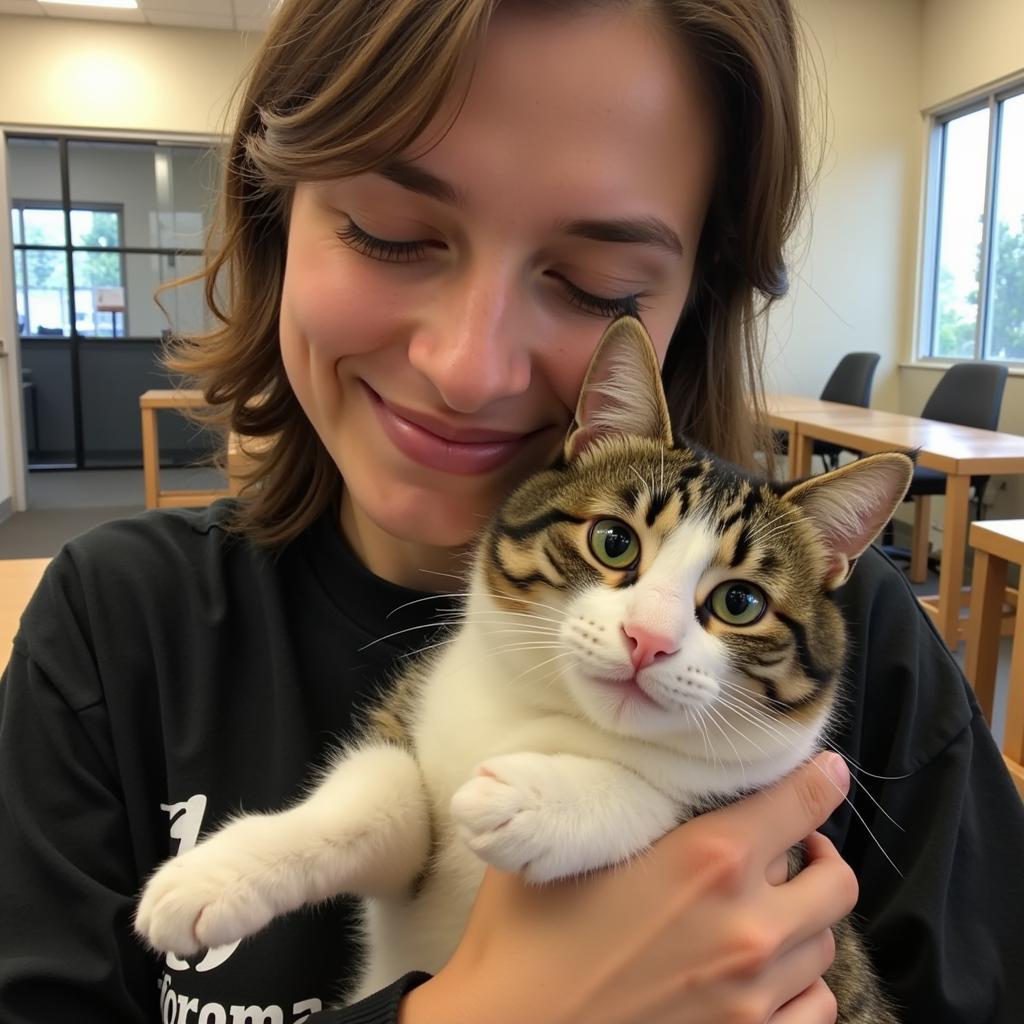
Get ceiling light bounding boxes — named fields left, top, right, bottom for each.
left=40, top=1, right=140, bottom=9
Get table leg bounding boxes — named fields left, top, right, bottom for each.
left=790, top=429, right=814, bottom=480
left=936, top=473, right=970, bottom=648
left=964, top=549, right=1007, bottom=724
left=910, top=495, right=931, bottom=584
left=141, top=407, right=160, bottom=509
left=1005, top=596, right=1024, bottom=765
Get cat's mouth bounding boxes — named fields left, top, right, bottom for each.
left=585, top=670, right=663, bottom=709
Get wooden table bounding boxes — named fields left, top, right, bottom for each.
left=0, top=558, right=50, bottom=671
left=139, top=389, right=233, bottom=510
left=780, top=403, right=1024, bottom=647
left=964, top=520, right=1024, bottom=799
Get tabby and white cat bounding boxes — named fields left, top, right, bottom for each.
left=136, top=316, right=910, bottom=1021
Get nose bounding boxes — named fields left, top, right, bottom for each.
left=621, top=623, right=680, bottom=670
left=407, top=259, right=532, bottom=414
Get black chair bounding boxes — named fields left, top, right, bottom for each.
left=777, top=352, right=881, bottom=470
left=886, top=362, right=1009, bottom=582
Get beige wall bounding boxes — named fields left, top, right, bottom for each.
left=765, top=0, right=923, bottom=418
left=0, top=15, right=256, bottom=135
left=920, top=0, right=1024, bottom=109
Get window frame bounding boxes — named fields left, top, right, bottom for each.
left=11, top=198, right=128, bottom=337
left=918, top=79, right=1024, bottom=364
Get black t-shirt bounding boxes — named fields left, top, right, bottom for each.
left=0, top=500, right=1021, bottom=1023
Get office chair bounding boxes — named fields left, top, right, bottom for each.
left=886, top=362, right=1009, bottom=582
left=776, top=351, right=881, bottom=470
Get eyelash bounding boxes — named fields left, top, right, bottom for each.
left=336, top=218, right=645, bottom=319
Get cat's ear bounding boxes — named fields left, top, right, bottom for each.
left=784, top=451, right=914, bottom=589
left=564, top=316, right=673, bottom=462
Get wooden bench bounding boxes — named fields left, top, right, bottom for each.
left=964, top=520, right=1024, bottom=798
left=139, top=390, right=259, bottom=510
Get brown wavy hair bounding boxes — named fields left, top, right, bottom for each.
left=166, top=0, right=809, bottom=546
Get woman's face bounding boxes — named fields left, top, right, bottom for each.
left=280, top=6, right=717, bottom=587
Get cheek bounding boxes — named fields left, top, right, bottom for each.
left=280, top=243, right=407, bottom=363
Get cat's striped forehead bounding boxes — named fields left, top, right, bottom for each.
left=485, top=435, right=803, bottom=594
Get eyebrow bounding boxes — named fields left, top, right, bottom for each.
left=556, top=217, right=684, bottom=258
left=376, top=159, right=684, bottom=258
left=378, top=159, right=464, bottom=205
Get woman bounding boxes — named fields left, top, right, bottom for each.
left=1, top=1, right=1020, bottom=1022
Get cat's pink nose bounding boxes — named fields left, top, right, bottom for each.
left=621, top=624, right=679, bottom=670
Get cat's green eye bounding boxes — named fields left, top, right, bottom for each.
left=708, top=581, right=767, bottom=626
left=589, top=519, right=640, bottom=570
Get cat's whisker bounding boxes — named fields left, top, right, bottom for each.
left=478, top=592, right=570, bottom=620
left=359, top=619, right=467, bottom=651
left=415, top=568, right=468, bottom=584
left=719, top=679, right=913, bottom=782
left=385, top=592, right=467, bottom=620
left=689, top=706, right=713, bottom=765
left=392, top=636, right=462, bottom=661
left=456, top=613, right=563, bottom=630
left=748, top=516, right=813, bottom=547
left=745, top=510, right=812, bottom=546
left=825, top=757, right=914, bottom=783
left=531, top=662, right=573, bottom=690
left=491, top=642, right=565, bottom=654
left=706, top=698, right=771, bottom=761
left=716, top=679, right=909, bottom=798
left=801, top=755, right=905, bottom=878
left=628, top=464, right=650, bottom=498
left=503, top=651, right=576, bottom=687
left=711, top=689, right=903, bottom=873
left=460, top=606, right=565, bottom=622
left=703, top=704, right=746, bottom=788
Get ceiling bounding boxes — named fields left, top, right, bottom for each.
left=0, top=0, right=278, bottom=32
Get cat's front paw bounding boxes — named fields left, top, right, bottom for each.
left=135, top=819, right=280, bottom=955
left=450, top=753, right=569, bottom=884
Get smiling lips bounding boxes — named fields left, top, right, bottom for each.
left=365, top=382, right=542, bottom=476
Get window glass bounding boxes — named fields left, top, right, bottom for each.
left=931, top=108, right=989, bottom=358
left=21, top=248, right=69, bottom=335
left=70, top=207, right=121, bottom=248
left=985, top=93, right=1024, bottom=361
left=22, top=207, right=66, bottom=248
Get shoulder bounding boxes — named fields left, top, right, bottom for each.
left=27, top=500, right=251, bottom=618
left=63, top=498, right=245, bottom=574
left=14, top=501, right=274, bottom=701
left=833, top=545, right=975, bottom=772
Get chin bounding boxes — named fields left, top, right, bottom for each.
left=565, top=673, right=693, bottom=740
left=359, top=485, right=486, bottom=550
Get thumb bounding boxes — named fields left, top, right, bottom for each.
left=710, top=753, right=850, bottom=863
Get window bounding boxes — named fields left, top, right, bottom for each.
left=11, top=202, right=126, bottom=337
left=920, top=85, right=1024, bottom=362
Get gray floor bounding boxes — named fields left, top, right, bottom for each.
left=0, top=467, right=226, bottom=558
left=0, top=468, right=1014, bottom=746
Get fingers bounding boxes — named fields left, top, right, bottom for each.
left=770, top=978, right=838, bottom=1024
left=766, top=929, right=837, bottom=1017
left=709, top=753, right=850, bottom=863
left=763, top=834, right=856, bottom=959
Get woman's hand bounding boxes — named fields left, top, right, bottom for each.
left=400, top=752, right=854, bottom=1024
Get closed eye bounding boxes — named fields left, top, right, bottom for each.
left=337, top=216, right=649, bottom=319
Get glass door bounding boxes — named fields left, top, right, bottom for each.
left=7, top=134, right=219, bottom=469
